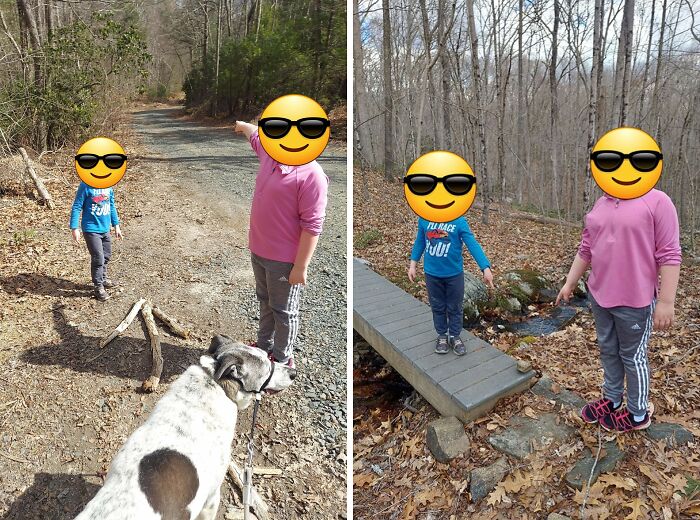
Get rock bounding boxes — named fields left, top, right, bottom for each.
left=516, top=359, right=532, bottom=373
left=565, top=441, right=625, bottom=490
left=426, top=416, right=470, bottom=463
left=469, top=457, right=509, bottom=503
left=488, top=413, right=576, bottom=459
left=503, top=269, right=556, bottom=304
left=547, top=514, right=572, bottom=520
left=531, top=374, right=587, bottom=409
left=463, top=272, right=489, bottom=326
left=502, top=296, right=523, bottom=313
left=646, top=423, right=694, bottom=445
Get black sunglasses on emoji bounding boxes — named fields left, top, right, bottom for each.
left=258, top=117, right=330, bottom=139
left=403, top=174, right=476, bottom=196
left=75, top=153, right=127, bottom=170
left=590, top=150, right=663, bottom=173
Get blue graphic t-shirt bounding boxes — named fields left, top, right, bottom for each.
left=69, top=182, right=119, bottom=233
left=410, top=216, right=490, bottom=278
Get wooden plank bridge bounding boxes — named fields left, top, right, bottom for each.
left=353, top=258, right=536, bottom=423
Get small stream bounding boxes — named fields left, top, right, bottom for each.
left=486, top=297, right=589, bottom=337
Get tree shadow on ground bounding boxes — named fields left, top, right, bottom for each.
left=0, top=273, right=92, bottom=299
left=1, top=472, right=100, bottom=520
left=20, top=303, right=205, bottom=384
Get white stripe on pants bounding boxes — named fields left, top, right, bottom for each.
left=251, top=253, right=303, bottom=363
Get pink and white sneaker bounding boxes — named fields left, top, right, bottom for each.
left=580, top=397, right=621, bottom=424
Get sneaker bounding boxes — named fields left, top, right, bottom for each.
left=600, top=407, right=652, bottom=432
left=580, top=397, right=620, bottom=424
left=102, top=278, right=116, bottom=289
left=94, top=285, right=109, bottom=301
left=451, top=336, right=466, bottom=356
left=435, top=335, right=449, bottom=354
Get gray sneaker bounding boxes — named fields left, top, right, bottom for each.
left=452, top=336, right=466, bottom=356
left=435, top=335, right=449, bottom=354
left=94, top=285, right=110, bottom=301
left=103, top=278, right=116, bottom=289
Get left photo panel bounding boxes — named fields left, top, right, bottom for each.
left=0, top=1, right=347, bottom=519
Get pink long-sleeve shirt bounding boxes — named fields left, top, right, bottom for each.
left=578, top=189, right=681, bottom=308
left=248, top=130, right=329, bottom=263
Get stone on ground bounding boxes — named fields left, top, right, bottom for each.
left=565, top=441, right=625, bottom=490
left=547, top=514, right=572, bottom=520
left=531, top=374, right=587, bottom=409
left=503, top=269, right=556, bottom=304
left=488, top=413, right=576, bottom=459
left=426, top=416, right=470, bottom=463
left=463, top=271, right=489, bottom=325
left=469, top=457, right=509, bottom=503
left=646, top=422, right=694, bottom=445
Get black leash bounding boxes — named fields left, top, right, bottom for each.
left=243, top=392, right=261, bottom=520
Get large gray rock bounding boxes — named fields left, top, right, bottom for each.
left=488, top=413, right=576, bottom=459
left=426, top=416, right=470, bottom=463
left=469, top=457, right=509, bottom=503
left=503, top=269, right=556, bottom=304
left=565, top=441, right=625, bottom=490
left=646, top=423, right=694, bottom=446
left=532, top=374, right=587, bottom=409
left=463, top=271, right=489, bottom=325
left=548, top=514, right=572, bottom=520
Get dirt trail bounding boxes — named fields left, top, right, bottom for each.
left=0, top=104, right=347, bottom=519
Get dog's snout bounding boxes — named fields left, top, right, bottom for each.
left=289, top=370, right=296, bottom=381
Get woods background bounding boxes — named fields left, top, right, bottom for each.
left=354, top=0, right=700, bottom=246
left=0, top=0, right=346, bottom=153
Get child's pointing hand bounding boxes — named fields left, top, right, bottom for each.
left=483, top=267, right=495, bottom=290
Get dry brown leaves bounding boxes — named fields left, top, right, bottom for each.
left=354, top=169, right=700, bottom=519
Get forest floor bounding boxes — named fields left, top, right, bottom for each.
left=0, top=103, right=347, bottom=520
left=352, top=170, right=700, bottom=519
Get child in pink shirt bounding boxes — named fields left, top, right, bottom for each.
left=557, top=189, right=681, bottom=432
left=234, top=120, right=329, bottom=368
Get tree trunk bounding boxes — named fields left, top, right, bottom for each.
left=465, top=0, right=489, bottom=223
left=517, top=0, right=524, bottom=204
left=549, top=0, right=560, bottom=216
left=353, top=0, right=374, bottom=166
left=617, top=0, right=634, bottom=126
left=382, top=0, right=394, bottom=180
left=584, top=0, right=603, bottom=212
left=652, top=0, right=668, bottom=137
left=637, top=0, right=655, bottom=122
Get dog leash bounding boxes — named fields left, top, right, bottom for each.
left=243, top=392, right=262, bottom=520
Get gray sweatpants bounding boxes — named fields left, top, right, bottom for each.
left=83, top=232, right=112, bottom=287
left=251, top=253, right=303, bottom=363
left=589, top=293, right=655, bottom=417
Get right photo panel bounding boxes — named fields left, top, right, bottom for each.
left=352, top=0, right=700, bottom=518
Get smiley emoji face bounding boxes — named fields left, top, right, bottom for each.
left=75, top=137, right=127, bottom=189
left=258, top=94, right=330, bottom=166
left=590, top=127, right=663, bottom=200
left=403, top=151, right=477, bottom=223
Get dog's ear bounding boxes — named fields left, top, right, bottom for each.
left=214, top=355, right=240, bottom=381
left=209, top=334, right=234, bottom=355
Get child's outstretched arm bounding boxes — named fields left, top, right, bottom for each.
left=408, top=221, right=426, bottom=282
left=234, top=121, right=257, bottom=139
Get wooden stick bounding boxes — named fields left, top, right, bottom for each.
left=18, top=147, right=55, bottom=209
left=152, top=305, right=191, bottom=339
left=140, top=302, right=163, bottom=393
left=228, top=462, right=270, bottom=520
left=253, top=467, right=282, bottom=476
left=99, top=298, right=146, bottom=349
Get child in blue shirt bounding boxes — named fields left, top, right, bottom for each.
left=69, top=182, right=123, bottom=301
left=408, top=216, right=493, bottom=355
